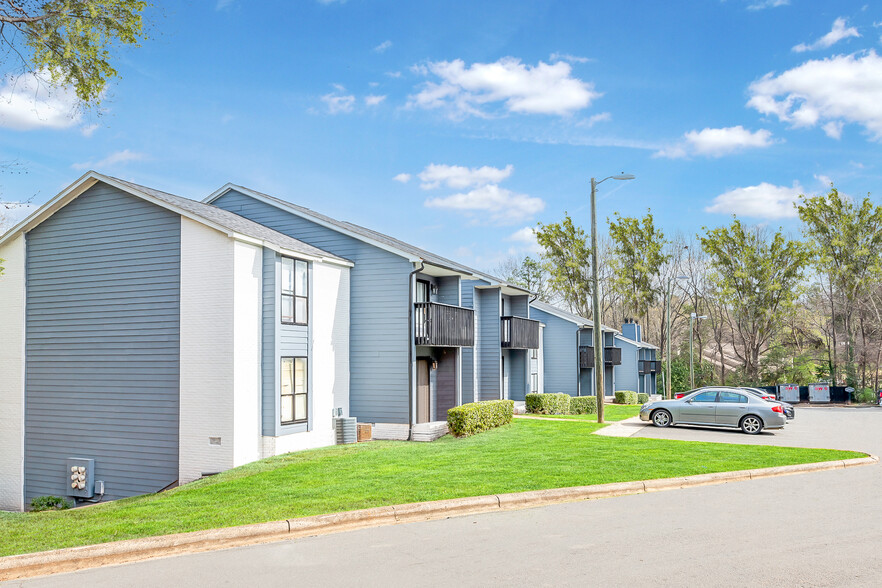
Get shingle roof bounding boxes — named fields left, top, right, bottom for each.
left=106, top=175, right=349, bottom=263
left=529, top=300, right=617, bottom=332
left=615, top=333, right=659, bottom=349
left=219, top=184, right=528, bottom=290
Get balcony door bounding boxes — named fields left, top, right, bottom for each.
left=416, top=279, right=430, bottom=303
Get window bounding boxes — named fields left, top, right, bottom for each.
left=281, top=257, right=308, bottom=324
left=692, top=391, right=718, bottom=403
left=280, top=357, right=308, bottom=424
left=531, top=348, right=538, bottom=360
left=719, top=391, right=747, bottom=404
left=530, top=373, right=539, bottom=393
left=416, top=279, right=430, bottom=303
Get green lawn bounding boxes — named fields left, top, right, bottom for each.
left=527, top=404, right=642, bottom=421
left=0, top=419, right=862, bottom=557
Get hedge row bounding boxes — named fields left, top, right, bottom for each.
left=569, top=396, right=597, bottom=414
left=614, top=391, right=639, bottom=405
left=525, top=393, right=571, bottom=414
left=637, top=392, right=650, bottom=404
left=447, top=400, right=514, bottom=437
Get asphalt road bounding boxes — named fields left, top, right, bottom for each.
left=8, top=406, right=882, bottom=588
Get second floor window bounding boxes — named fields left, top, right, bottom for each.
left=281, top=257, right=308, bottom=325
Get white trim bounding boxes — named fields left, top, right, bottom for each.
left=530, top=301, right=619, bottom=333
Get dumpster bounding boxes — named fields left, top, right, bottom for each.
left=808, top=383, right=830, bottom=403
left=778, top=384, right=800, bottom=403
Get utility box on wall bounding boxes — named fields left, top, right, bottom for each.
left=66, top=457, right=95, bottom=499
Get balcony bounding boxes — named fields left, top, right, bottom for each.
left=500, top=316, right=540, bottom=349
left=414, top=302, right=475, bottom=347
left=578, top=346, right=623, bottom=368
left=639, top=360, right=662, bottom=374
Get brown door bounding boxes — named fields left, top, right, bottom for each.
left=417, top=359, right=430, bottom=423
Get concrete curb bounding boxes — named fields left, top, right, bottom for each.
left=1, top=454, right=876, bottom=581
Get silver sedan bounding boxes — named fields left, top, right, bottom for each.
left=639, top=387, right=787, bottom=434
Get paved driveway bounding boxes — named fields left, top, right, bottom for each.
left=8, top=407, right=882, bottom=588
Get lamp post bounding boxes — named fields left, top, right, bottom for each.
left=591, top=173, right=635, bottom=424
left=665, top=275, right=688, bottom=399
left=689, top=312, right=707, bottom=388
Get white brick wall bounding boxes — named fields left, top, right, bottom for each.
left=232, top=241, right=262, bottom=467
left=0, top=234, right=25, bottom=511
left=179, top=218, right=235, bottom=483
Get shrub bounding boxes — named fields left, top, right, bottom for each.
left=447, top=400, right=514, bottom=437
left=637, top=392, right=650, bottom=404
left=525, top=393, right=571, bottom=415
left=853, top=388, right=876, bottom=404
left=30, top=496, right=71, bottom=512
left=569, top=396, right=597, bottom=415
left=614, top=391, right=639, bottom=405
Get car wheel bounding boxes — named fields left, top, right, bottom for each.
left=740, top=415, right=764, bottom=435
left=652, top=409, right=672, bottom=428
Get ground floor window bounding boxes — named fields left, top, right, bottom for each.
left=281, top=357, right=308, bottom=424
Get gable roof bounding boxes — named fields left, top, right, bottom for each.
left=204, top=183, right=530, bottom=293
left=529, top=300, right=617, bottom=333
left=0, top=172, right=351, bottom=266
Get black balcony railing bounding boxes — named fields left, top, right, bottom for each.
left=639, top=360, right=662, bottom=374
left=414, top=302, right=475, bottom=347
left=500, top=316, right=540, bottom=349
left=578, top=345, right=622, bottom=368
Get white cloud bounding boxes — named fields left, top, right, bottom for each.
left=577, top=111, right=611, bottom=128
left=373, top=40, right=392, bottom=53
left=0, top=72, right=82, bottom=130
left=385, top=71, right=402, bottom=78
left=408, top=57, right=600, bottom=117
left=215, top=0, right=235, bottom=10
left=705, top=182, right=803, bottom=218
left=425, top=184, right=545, bottom=225
left=549, top=52, right=591, bottom=64
left=654, top=126, right=775, bottom=158
left=321, top=86, right=356, bottom=114
left=507, top=226, right=541, bottom=254
left=80, top=123, right=99, bottom=137
left=71, top=149, right=147, bottom=171
left=747, top=0, right=789, bottom=10
left=747, top=51, right=882, bottom=140
left=793, top=18, right=860, bottom=53
left=364, top=94, right=386, bottom=106
left=393, top=173, right=411, bottom=183
left=417, top=163, right=514, bottom=190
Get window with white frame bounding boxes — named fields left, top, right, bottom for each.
left=280, top=357, right=308, bottom=424
left=281, top=257, right=308, bottom=325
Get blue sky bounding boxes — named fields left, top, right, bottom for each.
left=2, top=0, right=882, bottom=271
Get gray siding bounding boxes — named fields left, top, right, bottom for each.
left=262, top=248, right=276, bottom=435
left=214, top=190, right=413, bottom=424
left=24, top=183, right=180, bottom=503
left=477, top=288, right=501, bottom=400
left=436, top=276, right=460, bottom=306
left=529, top=307, right=578, bottom=395
left=509, top=295, right=528, bottom=318
left=614, top=338, right=640, bottom=393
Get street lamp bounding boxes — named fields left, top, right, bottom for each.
left=665, top=274, right=688, bottom=399
left=591, top=173, right=635, bottom=424
left=689, top=312, right=707, bottom=388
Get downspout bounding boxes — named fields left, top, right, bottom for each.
left=407, top=261, right=425, bottom=440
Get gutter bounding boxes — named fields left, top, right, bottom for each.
left=407, top=261, right=425, bottom=439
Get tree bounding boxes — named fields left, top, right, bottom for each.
left=607, top=209, right=669, bottom=326
left=797, top=185, right=882, bottom=387
left=493, top=255, right=551, bottom=300
left=700, top=219, right=809, bottom=382
left=536, top=213, right=593, bottom=318
left=0, top=0, right=148, bottom=106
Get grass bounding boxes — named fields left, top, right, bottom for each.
left=527, top=404, right=642, bottom=421
left=0, top=419, right=862, bottom=558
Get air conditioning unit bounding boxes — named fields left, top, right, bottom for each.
left=335, top=417, right=357, bottom=444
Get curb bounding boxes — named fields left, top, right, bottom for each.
left=1, top=454, right=876, bottom=581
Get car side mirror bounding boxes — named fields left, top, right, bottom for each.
left=685, top=399, right=693, bottom=404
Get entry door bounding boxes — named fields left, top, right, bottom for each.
left=502, top=356, right=509, bottom=400
left=417, top=359, right=430, bottom=423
